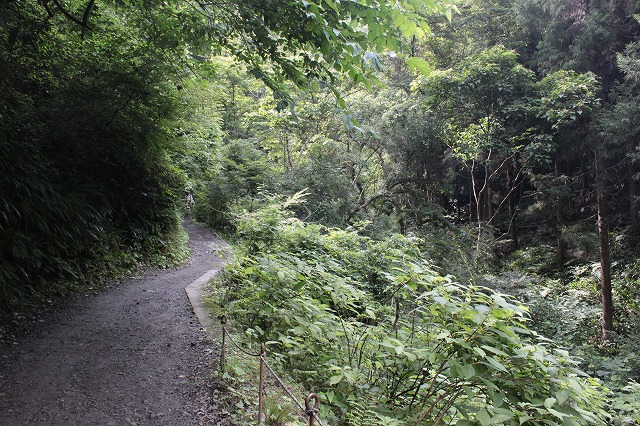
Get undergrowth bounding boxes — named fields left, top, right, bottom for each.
left=209, top=193, right=612, bottom=425
left=499, top=232, right=640, bottom=425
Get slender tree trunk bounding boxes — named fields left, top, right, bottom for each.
left=628, top=142, right=639, bottom=233
left=469, top=170, right=475, bottom=224
left=507, top=164, right=518, bottom=250
left=595, top=150, right=614, bottom=341
left=470, top=161, right=481, bottom=224
left=470, top=161, right=483, bottom=253
left=581, top=153, right=589, bottom=194
left=486, top=169, right=493, bottom=222
left=230, top=83, right=237, bottom=137
left=555, top=158, right=566, bottom=265
left=282, top=132, right=293, bottom=173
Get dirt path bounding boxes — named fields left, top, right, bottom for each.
left=0, top=221, right=229, bottom=425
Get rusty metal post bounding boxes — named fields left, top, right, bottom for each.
left=258, top=343, right=266, bottom=425
left=305, top=393, right=319, bottom=426
left=219, top=315, right=227, bottom=374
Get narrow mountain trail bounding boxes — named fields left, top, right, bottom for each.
left=0, top=221, right=229, bottom=425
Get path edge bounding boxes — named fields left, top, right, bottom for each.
left=185, top=269, right=219, bottom=335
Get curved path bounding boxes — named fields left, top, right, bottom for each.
left=0, top=221, right=228, bottom=425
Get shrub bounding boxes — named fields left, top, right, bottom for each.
left=217, top=195, right=610, bottom=425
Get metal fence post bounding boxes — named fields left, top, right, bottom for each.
left=219, top=315, right=227, bottom=374
left=258, top=342, right=266, bottom=425
left=218, top=318, right=324, bottom=426
left=305, top=393, right=319, bottom=426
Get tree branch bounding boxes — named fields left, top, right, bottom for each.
left=39, top=0, right=56, bottom=19
left=49, top=0, right=94, bottom=28
left=81, top=0, right=95, bottom=27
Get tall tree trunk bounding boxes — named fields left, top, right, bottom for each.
left=484, top=160, right=493, bottom=222
left=470, top=161, right=483, bottom=253
left=282, top=132, right=293, bottom=172
left=507, top=164, right=518, bottom=250
left=469, top=170, right=475, bottom=224
left=595, top=150, right=614, bottom=341
left=555, top=159, right=566, bottom=265
left=581, top=153, right=589, bottom=194
left=628, top=142, right=639, bottom=233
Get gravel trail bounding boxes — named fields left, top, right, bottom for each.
left=0, top=221, right=228, bottom=425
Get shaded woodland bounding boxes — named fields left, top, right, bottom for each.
left=3, top=0, right=640, bottom=423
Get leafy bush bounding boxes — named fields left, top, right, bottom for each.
left=418, top=224, right=498, bottom=284
left=216, top=195, right=610, bottom=425
left=484, top=250, right=640, bottom=423
left=611, top=381, right=640, bottom=425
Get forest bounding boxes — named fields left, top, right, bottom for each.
left=2, top=0, right=640, bottom=424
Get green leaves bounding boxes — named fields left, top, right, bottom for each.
left=1, top=0, right=191, bottom=312
left=217, top=199, right=610, bottom=425
left=407, top=57, right=432, bottom=76
left=536, top=70, right=601, bottom=130
left=475, top=409, right=512, bottom=425
left=185, top=0, right=455, bottom=100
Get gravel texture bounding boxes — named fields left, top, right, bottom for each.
left=0, top=220, right=229, bottom=425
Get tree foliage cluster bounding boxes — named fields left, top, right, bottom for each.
left=188, top=0, right=640, bottom=341
left=0, top=0, right=452, bottom=313
left=0, top=0, right=190, bottom=312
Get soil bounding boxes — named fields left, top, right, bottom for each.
left=0, top=220, right=230, bottom=425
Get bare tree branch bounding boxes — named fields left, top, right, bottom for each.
left=81, top=0, right=95, bottom=27
left=48, top=0, right=94, bottom=28
left=50, top=0, right=85, bottom=27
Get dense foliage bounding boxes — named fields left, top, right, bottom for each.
left=215, top=197, right=609, bottom=425
left=185, top=1, right=640, bottom=423
left=0, top=0, right=453, bottom=313
left=0, top=1, right=188, bottom=311
left=5, top=0, right=640, bottom=423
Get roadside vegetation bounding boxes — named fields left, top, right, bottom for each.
left=4, top=0, right=640, bottom=424
left=209, top=195, right=612, bottom=424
